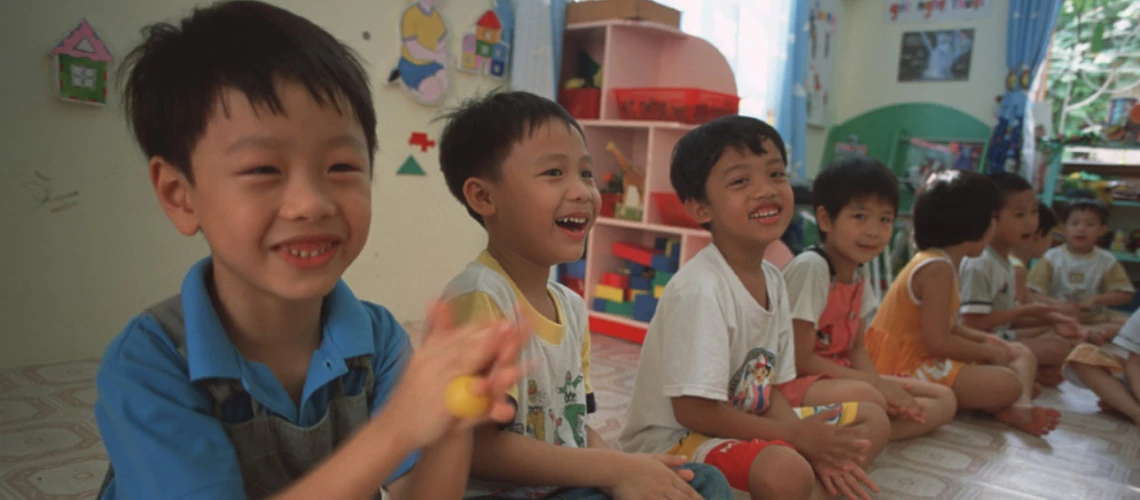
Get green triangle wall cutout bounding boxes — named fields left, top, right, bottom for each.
left=397, top=155, right=426, bottom=176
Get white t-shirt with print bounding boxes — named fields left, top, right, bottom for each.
left=959, top=246, right=1018, bottom=324
left=618, top=244, right=797, bottom=455
left=783, top=250, right=879, bottom=327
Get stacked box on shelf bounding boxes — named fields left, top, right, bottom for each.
left=591, top=237, right=680, bottom=324
left=559, top=259, right=586, bottom=297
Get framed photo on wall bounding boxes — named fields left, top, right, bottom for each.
left=898, top=29, right=973, bottom=82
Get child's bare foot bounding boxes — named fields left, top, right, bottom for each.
left=995, top=406, right=1061, bottom=436
left=1036, top=366, right=1064, bottom=388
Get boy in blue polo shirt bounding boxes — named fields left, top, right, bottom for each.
left=93, top=2, right=524, bottom=499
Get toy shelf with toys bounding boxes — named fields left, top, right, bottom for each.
left=1039, top=142, right=1140, bottom=309
left=554, top=17, right=738, bottom=343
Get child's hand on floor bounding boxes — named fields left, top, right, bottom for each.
left=381, top=302, right=527, bottom=450
left=794, top=408, right=871, bottom=468
left=603, top=454, right=703, bottom=500
left=1019, top=302, right=1058, bottom=318
left=816, top=461, right=879, bottom=500
left=877, top=379, right=926, bottom=423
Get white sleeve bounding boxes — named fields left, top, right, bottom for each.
left=958, top=260, right=995, bottom=315
left=772, top=272, right=799, bottom=386
left=656, top=290, right=732, bottom=402
left=783, top=254, right=831, bottom=326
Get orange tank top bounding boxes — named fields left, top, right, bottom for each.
left=865, top=250, right=960, bottom=375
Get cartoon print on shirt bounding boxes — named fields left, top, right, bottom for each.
left=728, top=347, right=777, bottom=413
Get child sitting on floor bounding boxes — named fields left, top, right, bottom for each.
left=783, top=157, right=957, bottom=441
left=437, top=91, right=729, bottom=499
left=865, top=170, right=1061, bottom=437
left=1027, top=198, right=1134, bottom=336
left=1011, top=202, right=1058, bottom=304
left=620, top=116, right=889, bottom=500
left=1064, top=308, right=1140, bottom=426
left=959, top=174, right=1086, bottom=387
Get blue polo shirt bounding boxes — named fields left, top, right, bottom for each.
left=95, top=258, right=420, bottom=499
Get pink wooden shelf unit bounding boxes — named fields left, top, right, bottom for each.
left=560, top=20, right=737, bottom=343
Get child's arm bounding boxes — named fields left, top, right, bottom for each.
left=794, top=319, right=879, bottom=385
left=469, top=426, right=697, bottom=496
left=1014, top=265, right=1029, bottom=304
left=959, top=263, right=1054, bottom=330
left=961, top=303, right=1055, bottom=331
left=914, top=262, right=1005, bottom=364
left=1084, top=262, right=1136, bottom=308
left=671, top=392, right=867, bottom=466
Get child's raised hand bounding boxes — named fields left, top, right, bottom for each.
left=816, top=461, right=880, bottom=500
left=794, top=408, right=871, bottom=467
left=380, top=302, right=527, bottom=450
left=1055, top=321, right=1088, bottom=342
left=877, top=379, right=926, bottom=423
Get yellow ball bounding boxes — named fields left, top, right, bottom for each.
left=445, top=375, right=491, bottom=419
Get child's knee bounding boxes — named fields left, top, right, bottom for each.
left=856, top=401, right=891, bottom=445
left=748, top=446, right=813, bottom=499
left=1012, top=342, right=1038, bottom=365
left=991, top=369, right=1023, bottom=404
left=928, top=384, right=959, bottom=423
left=851, top=380, right=888, bottom=410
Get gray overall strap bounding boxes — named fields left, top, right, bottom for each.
left=146, top=295, right=245, bottom=405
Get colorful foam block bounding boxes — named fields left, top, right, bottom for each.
left=592, top=297, right=608, bottom=312
left=626, top=262, right=647, bottom=275
left=629, top=289, right=647, bottom=302
left=629, top=275, right=652, bottom=291
left=601, top=272, right=629, bottom=288
left=595, top=284, right=626, bottom=302
left=604, top=300, right=635, bottom=316
left=562, top=276, right=584, bottom=297
left=654, top=284, right=665, bottom=298
left=633, top=294, right=659, bottom=322
left=665, top=240, right=680, bottom=258
left=652, top=271, right=675, bottom=288
left=564, top=259, right=587, bottom=280
left=651, top=253, right=679, bottom=273
left=654, top=237, right=669, bottom=251
left=613, top=242, right=659, bottom=267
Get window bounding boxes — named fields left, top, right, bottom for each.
left=1044, top=0, right=1139, bottom=136
left=70, top=64, right=96, bottom=89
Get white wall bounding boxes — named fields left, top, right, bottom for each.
left=0, top=0, right=505, bottom=367
left=806, top=0, right=1008, bottom=175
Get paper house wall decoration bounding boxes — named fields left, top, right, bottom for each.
left=458, top=9, right=510, bottom=80
left=51, top=19, right=112, bottom=106
left=476, top=10, right=502, bottom=44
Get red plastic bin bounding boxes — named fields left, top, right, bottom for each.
left=613, top=87, right=739, bottom=124
left=558, top=88, right=601, bottom=120
left=651, top=192, right=702, bottom=229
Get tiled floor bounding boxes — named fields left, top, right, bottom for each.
left=2, top=335, right=1139, bottom=499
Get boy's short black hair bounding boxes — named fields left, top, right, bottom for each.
left=1065, top=198, right=1110, bottom=225
left=913, top=169, right=1000, bottom=250
left=988, top=172, right=1034, bottom=207
left=671, top=116, right=787, bottom=203
left=121, top=0, right=376, bottom=181
left=812, top=157, right=900, bottom=240
left=439, top=91, right=585, bottom=224
left=1037, top=202, right=1058, bottom=236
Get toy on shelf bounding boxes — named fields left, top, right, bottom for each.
left=1111, top=229, right=1130, bottom=253
left=558, top=49, right=604, bottom=119
left=591, top=237, right=680, bottom=322
left=1105, top=98, right=1139, bottom=144
left=614, top=87, right=739, bottom=124
left=605, top=142, right=646, bottom=222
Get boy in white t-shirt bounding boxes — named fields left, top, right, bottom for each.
left=1027, top=199, right=1133, bottom=333
left=619, top=116, right=889, bottom=500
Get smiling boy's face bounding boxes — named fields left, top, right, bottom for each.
left=477, top=120, right=600, bottom=267
left=685, top=142, right=793, bottom=249
left=157, top=82, right=372, bottom=304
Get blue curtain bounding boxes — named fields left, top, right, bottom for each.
left=986, top=0, right=1063, bottom=174
left=509, top=0, right=564, bottom=99
left=777, top=0, right=810, bottom=181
